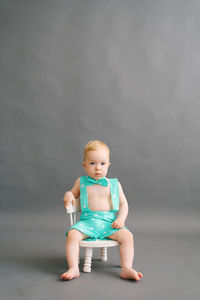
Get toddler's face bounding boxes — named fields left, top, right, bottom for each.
left=82, top=147, right=110, bottom=180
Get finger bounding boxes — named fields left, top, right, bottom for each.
left=67, top=199, right=72, bottom=205
left=65, top=201, right=71, bottom=208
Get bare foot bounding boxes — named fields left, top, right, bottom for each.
left=121, top=267, right=143, bottom=281
left=60, top=267, right=80, bottom=281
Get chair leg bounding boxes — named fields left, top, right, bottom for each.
left=100, top=247, right=107, bottom=261
left=83, top=247, right=93, bottom=272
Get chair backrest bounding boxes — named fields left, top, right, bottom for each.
left=66, top=201, right=80, bottom=226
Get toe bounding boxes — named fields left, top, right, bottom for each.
left=60, top=272, right=69, bottom=280
left=138, top=272, right=143, bottom=278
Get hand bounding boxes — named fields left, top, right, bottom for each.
left=111, top=218, right=125, bottom=229
left=63, top=191, right=76, bottom=208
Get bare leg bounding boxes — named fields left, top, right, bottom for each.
left=60, top=229, right=88, bottom=280
left=108, top=229, right=143, bottom=281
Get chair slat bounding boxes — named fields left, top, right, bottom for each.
left=70, top=213, right=73, bottom=226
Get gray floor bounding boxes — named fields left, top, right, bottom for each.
left=0, top=210, right=200, bottom=300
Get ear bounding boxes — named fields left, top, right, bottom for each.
left=82, top=161, right=86, bottom=169
left=108, top=162, right=111, bottom=167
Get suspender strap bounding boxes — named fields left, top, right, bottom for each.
left=80, top=176, right=88, bottom=212
left=109, top=178, right=119, bottom=212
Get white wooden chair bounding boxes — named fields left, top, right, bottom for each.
left=66, top=202, right=119, bottom=272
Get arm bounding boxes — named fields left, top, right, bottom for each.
left=62, top=177, right=80, bottom=208
left=112, top=181, right=129, bottom=229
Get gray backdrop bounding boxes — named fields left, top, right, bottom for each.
left=1, top=0, right=200, bottom=214
left=1, top=1, right=200, bottom=299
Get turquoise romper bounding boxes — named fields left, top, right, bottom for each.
left=66, top=176, right=126, bottom=241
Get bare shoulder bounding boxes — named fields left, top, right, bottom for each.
left=74, top=177, right=81, bottom=185
left=117, top=180, right=123, bottom=191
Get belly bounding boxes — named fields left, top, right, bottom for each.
left=88, top=197, right=112, bottom=211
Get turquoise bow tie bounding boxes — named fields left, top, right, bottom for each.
left=85, top=176, right=108, bottom=187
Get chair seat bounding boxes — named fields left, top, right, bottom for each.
left=80, top=239, right=119, bottom=248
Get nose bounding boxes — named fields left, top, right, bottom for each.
left=96, top=164, right=101, bottom=170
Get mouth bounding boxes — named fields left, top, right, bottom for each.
left=95, top=173, right=101, bottom=176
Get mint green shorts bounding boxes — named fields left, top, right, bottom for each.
left=66, top=210, right=126, bottom=241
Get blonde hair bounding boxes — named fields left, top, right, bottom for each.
left=83, top=140, right=110, bottom=161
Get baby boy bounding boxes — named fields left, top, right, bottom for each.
left=61, top=140, right=143, bottom=281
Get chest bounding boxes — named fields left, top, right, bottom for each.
left=86, top=184, right=112, bottom=211
left=86, top=184, right=110, bottom=199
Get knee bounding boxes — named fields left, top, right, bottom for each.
left=120, top=230, right=134, bottom=244
left=67, top=229, right=82, bottom=242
